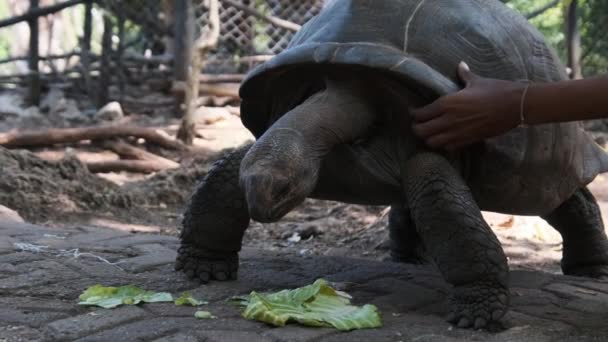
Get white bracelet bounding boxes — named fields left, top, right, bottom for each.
left=519, top=82, right=530, bottom=127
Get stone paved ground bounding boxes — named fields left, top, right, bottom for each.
left=1, top=219, right=608, bottom=342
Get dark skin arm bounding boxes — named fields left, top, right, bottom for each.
left=411, top=61, right=608, bottom=150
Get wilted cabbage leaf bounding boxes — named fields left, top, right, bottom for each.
left=78, top=285, right=173, bottom=308
left=194, top=311, right=216, bottom=319
left=238, top=279, right=381, bottom=331
left=175, top=292, right=208, bottom=306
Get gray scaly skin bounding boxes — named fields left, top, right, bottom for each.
left=175, top=145, right=250, bottom=283
left=178, top=76, right=608, bottom=329
left=402, top=153, right=509, bottom=329
left=541, top=187, right=608, bottom=278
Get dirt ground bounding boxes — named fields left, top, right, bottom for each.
left=2, top=89, right=608, bottom=277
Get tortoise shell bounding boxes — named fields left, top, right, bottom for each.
left=239, top=0, right=608, bottom=215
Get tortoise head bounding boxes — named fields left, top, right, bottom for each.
left=240, top=128, right=319, bottom=223
left=239, top=75, right=377, bottom=223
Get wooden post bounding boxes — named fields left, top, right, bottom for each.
left=116, top=9, right=126, bottom=103
left=177, top=0, right=220, bottom=145
left=81, top=0, right=93, bottom=95
left=173, top=0, right=194, bottom=83
left=97, top=12, right=112, bottom=107
left=27, top=0, right=41, bottom=106
left=566, top=0, right=582, bottom=79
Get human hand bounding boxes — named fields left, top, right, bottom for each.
left=411, top=62, right=527, bottom=150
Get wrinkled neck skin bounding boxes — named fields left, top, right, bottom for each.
left=240, top=78, right=377, bottom=223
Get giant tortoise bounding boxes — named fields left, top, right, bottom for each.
left=175, top=0, right=608, bottom=329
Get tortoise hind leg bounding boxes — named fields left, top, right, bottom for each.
left=541, top=187, right=608, bottom=278
left=175, top=144, right=251, bottom=283
left=388, top=203, right=428, bottom=264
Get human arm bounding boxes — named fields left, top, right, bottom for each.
left=411, top=61, right=608, bottom=149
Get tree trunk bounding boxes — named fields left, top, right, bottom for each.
left=115, top=9, right=126, bottom=103
left=565, top=0, right=582, bottom=79
left=177, top=0, right=220, bottom=145
left=172, top=0, right=194, bottom=83
left=27, top=0, right=41, bottom=106
left=81, top=0, right=93, bottom=96
left=97, top=12, right=113, bottom=107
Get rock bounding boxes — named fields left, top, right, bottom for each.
left=95, top=102, right=124, bottom=122
left=0, top=93, right=25, bottom=118
left=0, top=205, right=24, bottom=222
left=41, top=88, right=85, bottom=126
left=296, top=223, right=324, bottom=240
left=19, top=106, right=50, bottom=127
left=40, top=88, right=65, bottom=113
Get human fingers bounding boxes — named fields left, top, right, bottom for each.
left=410, top=99, right=446, bottom=123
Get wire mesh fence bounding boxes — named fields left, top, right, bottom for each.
left=194, top=0, right=324, bottom=73
left=0, top=0, right=325, bottom=106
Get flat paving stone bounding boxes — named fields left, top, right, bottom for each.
left=0, top=220, right=607, bottom=341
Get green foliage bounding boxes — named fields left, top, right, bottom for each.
left=0, top=1, right=604, bottom=76
left=174, top=292, right=208, bottom=306
left=78, top=284, right=174, bottom=308
left=507, top=0, right=607, bottom=75
left=194, top=311, right=216, bottom=319
left=0, top=1, right=13, bottom=60
left=579, top=0, right=608, bottom=75
left=237, top=279, right=382, bottom=331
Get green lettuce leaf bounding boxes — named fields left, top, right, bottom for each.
left=78, top=284, right=173, bottom=308
left=194, top=311, right=216, bottom=319
left=175, top=292, right=208, bottom=306
left=238, top=279, right=382, bottom=331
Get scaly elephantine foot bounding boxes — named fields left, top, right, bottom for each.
left=389, top=250, right=429, bottom=265
left=563, top=264, right=608, bottom=279
left=446, top=280, right=509, bottom=330
left=561, top=238, right=608, bottom=280
left=175, top=243, right=239, bottom=283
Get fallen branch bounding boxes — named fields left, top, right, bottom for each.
left=101, top=140, right=180, bottom=169
left=0, top=126, right=188, bottom=150
left=526, top=0, right=560, bottom=19
left=86, top=160, right=171, bottom=174
left=199, top=73, right=246, bottom=83
left=198, top=82, right=240, bottom=98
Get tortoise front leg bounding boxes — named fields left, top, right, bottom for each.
left=175, top=144, right=251, bottom=283
left=403, top=153, right=509, bottom=329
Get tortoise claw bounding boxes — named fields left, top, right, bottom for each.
left=176, top=243, right=239, bottom=284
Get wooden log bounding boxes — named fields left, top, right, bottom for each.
left=198, top=82, right=240, bottom=98
left=86, top=160, right=170, bottom=173
left=101, top=140, right=179, bottom=169
left=199, top=73, right=245, bottom=83
left=0, top=126, right=188, bottom=150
